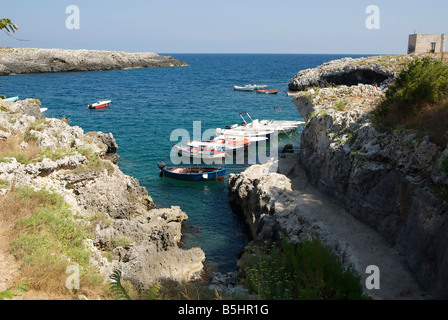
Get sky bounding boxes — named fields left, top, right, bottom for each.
left=0, top=0, right=447, bottom=54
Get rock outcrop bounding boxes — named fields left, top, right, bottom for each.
left=288, top=54, right=418, bottom=91
left=228, top=158, right=426, bottom=300
left=0, top=48, right=186, bottom=76
left=0, top=99, right=205, bottom=290
left=292, top=83, right=448, bottom=299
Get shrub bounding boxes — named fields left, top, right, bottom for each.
left=376, top=57, right=448, bottom=116
left=240, top=237, right=370, bottom=300
left=373, top=57, right=448, bottom=147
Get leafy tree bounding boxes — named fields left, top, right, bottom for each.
left=0, top=18, right=18, bottom=35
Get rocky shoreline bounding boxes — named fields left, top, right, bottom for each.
left=0, top=99, right=204, bottom=294
left=0, top=47, right=186, bottom=76
left=230, top=54, right=448, bottom=299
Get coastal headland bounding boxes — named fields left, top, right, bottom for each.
left=0, top=99, right=204, bottom=299
left=0, top=47, right=186, bottom=76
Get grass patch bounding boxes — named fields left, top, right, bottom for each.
left=239, top=238, right=370, bottom=300
left=0, top=134, right=41, bottom=164
left=1, top=186, right=111, bottom=299
left=373, top=56, right=448, bottom=147
left=72, top=153, right=115, bottom=176
left=333, top=100, right=349, bottom=112
left=37, top=147, right=77, bottom=162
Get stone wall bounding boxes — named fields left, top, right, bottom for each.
left=408, top=34, right=447, bottom=54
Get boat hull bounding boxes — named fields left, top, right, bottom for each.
left=160, top=167, right=226, bottom=181
left=2, top=96, right=19, bottom=102
left=88, top=100, right=112, bottom=109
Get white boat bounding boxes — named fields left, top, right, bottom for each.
left=238, top=112, right=304, bottom=134
left=233, top=84, right=268, bottom=91
left=88, top=100, right=111, bottom=109
left=175, top=144, right=226, bottom=160
left=234, top=85, right=255, bottom=91
left=215, top=127, right=275, bottom=142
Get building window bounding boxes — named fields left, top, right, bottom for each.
left=430, top=42, right=436, bottom=53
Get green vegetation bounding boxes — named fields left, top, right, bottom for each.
left=37, top=147, right=77, bottom=162
left=0, top=18, right=18, bottom=34
left=333, top=100, right=349, bottom=112
left=239, top=237, right=369, bottom=300
left=72, top=153, right=115, bottom=176
left=373, top=57, right=448, bottom=147
left=0, top=283, right=28, bottom=300
left=109, top=270, right=161, bottom=300
left=1, top=186, right=110, bottom=299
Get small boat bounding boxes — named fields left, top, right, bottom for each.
left=88, top=100, right=111, bottom=109
left=234, top=85, right=255, bottom=91
left=2, top=96, right=19, bottom=102
left=175, top=144, right=226, bottom=160
left=234, top=84, right=268, bottom=91
left=40, top=108, right=48, bottom=113
left=257, top=89, right=278, bottom=94
left=286, top=92, right=300, bottom=97
left=157, top=162, right=226, bottom=181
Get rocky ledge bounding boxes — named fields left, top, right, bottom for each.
left=288, top=54, right=421, bottom=91
left=0, top=99, right=204, bottom=291
left=0, top=47, right=186, bottom=76
left=291, top=82, right=448, bottom=299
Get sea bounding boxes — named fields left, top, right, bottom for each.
left=0, top=53, right=371, bottom=273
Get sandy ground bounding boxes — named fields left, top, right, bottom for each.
left=278, top=153, right=427, bottom=300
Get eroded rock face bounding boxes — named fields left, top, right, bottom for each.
left=288, top=55, right=420, bottom=91
left=228, top=159, right=426, bottom=300
left=0, top=99, right=205, bottom=289
left=0, top=48, right=187, bottom=76
left=292, top=84, right=448, bottom=298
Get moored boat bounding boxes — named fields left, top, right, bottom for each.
left=175, top=144, right=226, bottom=160
left=88, top=100, right=111, bottom=109
left=157, top=162, right=226, bottom=181
left=234, top=84, right=268, bottom=91
left=234, top=85, right=255, bottom=91
left=2, top=96, right=19, bottom=102
left=257, top=89, right=278, bottom=94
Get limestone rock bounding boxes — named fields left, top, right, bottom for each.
left=0, top=48, right=187, bottom=76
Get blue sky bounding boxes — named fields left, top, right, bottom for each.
left=0, top=0, right=447, bottom=54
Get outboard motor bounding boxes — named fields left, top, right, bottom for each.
left=157, top=161, right=167, bottom=170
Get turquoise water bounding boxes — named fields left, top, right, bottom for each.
left=0, top=53, right=369, bottom=272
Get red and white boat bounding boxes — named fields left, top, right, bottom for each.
left=88, top=100, right=111, bottom=109
left=257, top=89, right=278, bottom=94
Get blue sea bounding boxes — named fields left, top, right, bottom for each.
left=0, top=53, right=371, bottom=272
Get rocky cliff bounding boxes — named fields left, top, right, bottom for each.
left=230, top=54, right=448, bottom=299
left=0, top=47, right=186, bottom=76
left=0, top=99, right=204, bottom=292
left=292, top=82, right=448, bottom=299
left=288, top=54, right=415, bottom=91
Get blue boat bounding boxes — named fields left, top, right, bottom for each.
left=157, top=162, right=226, bottom=181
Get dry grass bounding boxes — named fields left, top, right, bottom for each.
left=0, top=187, right=112, bottom=300
left=0, top=134, right=41, bottom=164
left=0, top=187, right=53, bottom=223
left=376, top=99, right=448, bottom=147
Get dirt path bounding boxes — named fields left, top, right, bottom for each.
left=0, top=222, right=22, bottom=300
left=278, top=153, right=427, bottom=300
